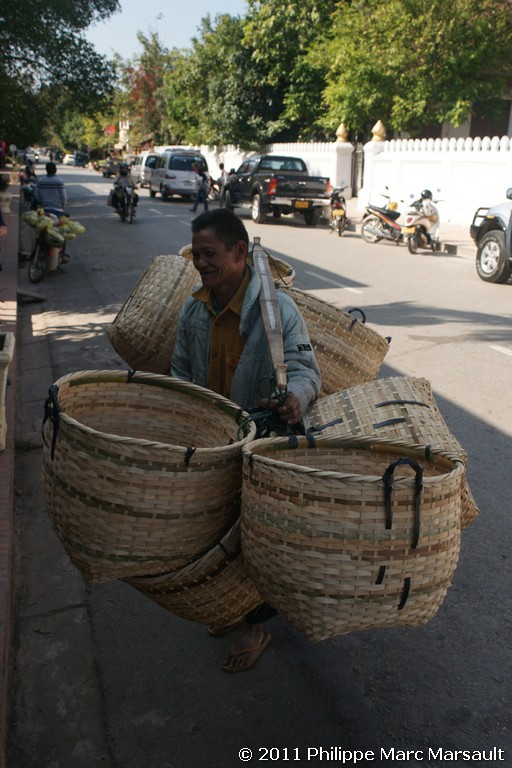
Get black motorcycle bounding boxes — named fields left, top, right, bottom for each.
left=328, top=184, right=350, bottom=236
left=360, top=187, right=404, bottom=244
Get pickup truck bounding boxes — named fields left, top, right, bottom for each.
left=223, top=154, right=331, bottom=226
left=470, top=187, right=512, bottom=283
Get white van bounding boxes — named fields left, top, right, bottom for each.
left=149, top=148, right=208, bottom=201
left=131, top=151, right=158, bottom=188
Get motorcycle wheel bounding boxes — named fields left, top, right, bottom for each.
left=336, top=217, right=343, bottom=237
left=407, top=234, right=419, bottom=254
left=128, top=200, right=134, bottom=224
left=361, top=216, right=383, bottom=243
left=28, top=240, right=49, bottom=283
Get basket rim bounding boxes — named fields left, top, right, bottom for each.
left=243, top=434, right=465, bottom=482
left=51, top=369, right=257, bottom=450
left=280, top=286, right=390, bottom=346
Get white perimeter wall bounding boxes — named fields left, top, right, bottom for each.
left=156, top=136, right=512, bottom=226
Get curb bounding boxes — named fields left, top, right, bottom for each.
left=0, top=195, right=18, bottom=768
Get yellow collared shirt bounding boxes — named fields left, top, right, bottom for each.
left=192, top=269, right=250, bottom=399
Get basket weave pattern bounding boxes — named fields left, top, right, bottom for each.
left=241, top=436, right=464, bottom=643
left=126, top=518, right=262, bottom=625
left=308, top=376, right=478, bottom=528
left=42, top=371, right=256, bottom=584
left=107, top=255, right=199, bottom=374
left=280, top=287, right=390, bottom=396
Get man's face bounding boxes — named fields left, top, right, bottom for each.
left=191, top=227, right=247, bottom=297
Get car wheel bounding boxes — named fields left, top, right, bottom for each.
left=304, top=208, right=321, bottom=226
left=149, top=188, right=156, bottom=198
left=476, top=230, right=512, bottom=283
left=251, top=194, right=267, bottom=223
left=224, top=189, right=235, bottom=212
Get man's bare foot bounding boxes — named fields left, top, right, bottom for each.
left=221, top=623, right=271, bottom=673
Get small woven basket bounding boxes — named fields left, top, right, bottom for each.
left=126, top=517, right=262, bottom=625
left=107, top=254, right=199, bottom=374
left=307, top=376, right=478, bottom=529
left=279, top=288, right=390, bottom=396
left=241, top=435, right=464, bottom=643
left=179, top=243, right=295, bottom=286
left=42, top=370, right=256, bottom=584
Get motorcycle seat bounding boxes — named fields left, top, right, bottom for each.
left=369, top=205, right=401, bottom=221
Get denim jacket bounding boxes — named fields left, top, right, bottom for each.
left=171, top=267, right=321, bottom=416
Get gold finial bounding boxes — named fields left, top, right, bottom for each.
left=371, top=120, right=386, bottom=141
left=336, top=122, right=349, bottom=143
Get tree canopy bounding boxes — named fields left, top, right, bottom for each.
left=0, top=0, right=119, bottom=144
left=5, top=0, right=512, bottom=152
left=314, top=0, right=512, bottom=137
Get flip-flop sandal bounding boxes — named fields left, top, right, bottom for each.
left=221, top=632, right=271, bottom=673
left=207, top=619, right=244, bottom=637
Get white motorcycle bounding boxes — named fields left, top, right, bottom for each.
left=401, top=190, right=441, bottom=254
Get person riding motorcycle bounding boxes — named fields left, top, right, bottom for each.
left=111, top=162, right=138, bottom=212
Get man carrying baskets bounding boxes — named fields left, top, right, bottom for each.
left=171, top=208, right=321, bottom=672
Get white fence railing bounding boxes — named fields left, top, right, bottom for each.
left=157, top=136, right=512, bottom=226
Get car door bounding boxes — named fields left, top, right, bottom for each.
left=234, top=158, right=259, bottom=203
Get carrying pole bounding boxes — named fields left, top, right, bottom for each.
left=251, top=237, right=287, bottom=393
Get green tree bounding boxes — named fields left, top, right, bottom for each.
left=313, top=0, right=512, bottom=138
left=0, top=0, right=119, bottom=143
left=117, top=32, right=174, bottom=146
left=242, top=0, right=340, bottom=139
left=164, top=13, right=274, bottom=148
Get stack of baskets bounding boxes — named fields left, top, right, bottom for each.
left=42, top=371, right=257, bottom=600
left=241, top=435, right=465, bottom=642
left=42, top=240, right=476, bottom=642
left=307, top=376, right=478, bottom=529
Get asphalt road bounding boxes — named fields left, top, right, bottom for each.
left=8, top=165, right=512, bottom=768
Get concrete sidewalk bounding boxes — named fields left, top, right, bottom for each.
left=0, top=197, right=18, bottom=768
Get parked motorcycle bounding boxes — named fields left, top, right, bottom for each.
left=328, top=184, right=350, bottom=236
left=361, top=187, right=404, bottom=244
left=401, top=190, right=441, bottom=253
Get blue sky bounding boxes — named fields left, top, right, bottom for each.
left=85, top=0, right=249, bottom=59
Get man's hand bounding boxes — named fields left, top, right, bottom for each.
left=260, top=391, right=302, bottom=425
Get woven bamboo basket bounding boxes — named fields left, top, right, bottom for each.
left=126, top=517, right=262, bottom=625
left=279, top=288, right=390, bottom=396
left=106, top=254, right=199, bottom=374
left=307, top=376, right=478, bottom=529
left=42, top=370, right=256, bottom=584
left=179, top=243, right=295, bottom=286
left=241, top=435, right=464, bottom=643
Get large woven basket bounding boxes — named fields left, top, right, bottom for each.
left=179, top=243, right=295, bottom=286
left=307, top=376, right=478, bottom=529
left=126, top=518, right=262, bottom=625
left=106, top=254, right=199, bottom=374
left=279, top=288, right=390, bottom=396
left=241, top=436, right=464, bottom=643
left=42, top=370, right=256, bottom=584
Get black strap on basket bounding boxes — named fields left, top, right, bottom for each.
left=286, top=421, right=316, bottom=449
left=378, top=457, right=424, bottom=610
left=42, top=384, right=61, bottom=460
left=382, top=457, right=424, bottom=549
left=346, top=307, right=366, bottom=328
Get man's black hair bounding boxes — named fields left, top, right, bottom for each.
left=191, top=208, right=249, bottom=249
left=46, top=162, right=57, bottom=175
